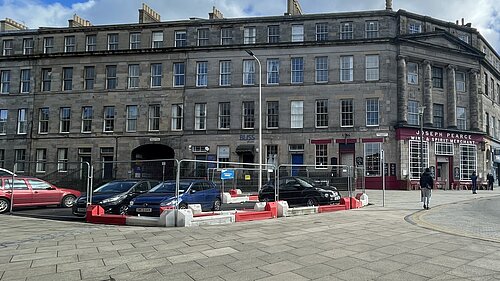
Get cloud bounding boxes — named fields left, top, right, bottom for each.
left=0, top=0, right=498, bottom=51
left=0, top=0, right=96, bottom=27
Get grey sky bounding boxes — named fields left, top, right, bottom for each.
left=1, top=0, right=499, bottom=52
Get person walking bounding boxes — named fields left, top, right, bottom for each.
left=471, top=171, right=478, bottom=194
left=487, top=173, right=494, bottom=190
left=420, top=168, right=433, bottom=210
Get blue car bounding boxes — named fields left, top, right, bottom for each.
left=127, top=179, right=222, bottom=216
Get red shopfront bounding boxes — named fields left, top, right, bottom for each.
left=396, top=128, right=484, bottom=189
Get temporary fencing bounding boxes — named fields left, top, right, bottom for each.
left=5, top=161, right=90, bottom=213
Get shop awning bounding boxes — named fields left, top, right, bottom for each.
left=235, top=144, right=255, bottom=154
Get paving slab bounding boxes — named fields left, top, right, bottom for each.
left=0, top=189, right=499, bottom=281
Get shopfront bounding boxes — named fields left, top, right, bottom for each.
left=396, top=128, right=484, bottom=189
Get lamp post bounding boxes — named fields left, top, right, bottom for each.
left=376, top=132, right=388, bottom=207
left=418, top=106, right=426, bottom=174
left=245, top=50, right=263, bottom=191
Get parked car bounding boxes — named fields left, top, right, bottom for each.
left=0, top=176, right=81, bottom=213
left=127, top=179, right=222, bottom=217
left=258, top=176, right=341, bottom=206
left=72, top=179, right=159, bottom=216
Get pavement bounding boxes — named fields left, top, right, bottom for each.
left=1, top=188, right=500, bottom=281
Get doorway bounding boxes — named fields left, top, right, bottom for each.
left=436, top=156, right=451, bottom=189
left=131, top=144, right=175, bottom=180
left=291, top=154, right=304, bottom=176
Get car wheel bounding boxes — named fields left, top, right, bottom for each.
left=306, top=197, right=318, bottom=207
left=61, top=195, right=77, bottom=208
left=0, top=198, right=10, bottom=213
left=119, top=205, right=128, bottom=215
left=179, top=203, right=188, bottom=209
left=212, top=198, right=221, bottom=211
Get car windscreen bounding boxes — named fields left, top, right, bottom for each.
left=94, top=181, right=136, bottom=193
left=149, top=182, right=190, bottom=193
left=295, top=177, right=316, bottom=188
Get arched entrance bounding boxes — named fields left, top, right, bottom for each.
left=131, top=144, right=175, bottom=180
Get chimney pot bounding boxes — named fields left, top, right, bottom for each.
left=386, top=0, right=393, bottom=10
left=461, top=18, right=464, bottom=25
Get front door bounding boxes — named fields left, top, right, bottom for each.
left=291, top=154, right=304, bottom=176
left=437, top=162, right=449, bottom=189
left=80, top=156, right=91, bottom=180
left=102, top=156, right=114, bottom=179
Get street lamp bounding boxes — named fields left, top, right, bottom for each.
left=376, top=132, right=388, bottom=207
left=245, top=50, right=263, bottom=192
left=418, top=106, right=426, bottom=174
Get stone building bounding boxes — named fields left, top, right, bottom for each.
left=1, top=1, right=500, bottom=189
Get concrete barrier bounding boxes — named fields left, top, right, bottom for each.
left=254, top=202, right=266, bottom=211
left=277, top=201, right=289, bottom=217
left=176, top=209, right=194, bottom=227
left=287, top=206, right=318, bottom=216
left=191, top=214, right=235, bottom=226
left=86, top=205, right=126, bottom=225
left=188, top=204, right=202, bottom=215
left=356, top=193, right=369, bottom=206
left=126, top=215, right=161, bottom=227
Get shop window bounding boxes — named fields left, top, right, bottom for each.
left=435, top=142, right=453, bottom=155
left=460, top=144, right=477, bottom=180
left=409, top=140, right=428, bottom=179
left=364, top=143, right=381, bottom=176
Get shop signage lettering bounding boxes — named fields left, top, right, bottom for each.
left=240, top=134, right=255, bottom=141
left=399, top=129, right=482, bottom=144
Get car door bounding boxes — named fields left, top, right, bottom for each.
left=4, top=178, right=33, bottom=206
left=27, top=179, right=61, bottom=205
left=202, top=181, right=218, bottom=208
left=279, top=179, right=298, bottom=204
left=187, top=182, right=206, bottom=208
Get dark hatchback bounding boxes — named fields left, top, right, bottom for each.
left=127, top=179, right=221, bottom=217
left=72, top=179, right=159, bottom=216
left=258, top=176, right=341, bottom=206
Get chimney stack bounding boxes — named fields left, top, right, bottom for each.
left=139, top=3, right=160, bottom=24
left=385, top=0, right=393, bottom=10
left=286, top=0, right=303, bottom=16
left=0, top=18, right=28, bottom=31
left=209, top=6, right=224, bottom=19
left=461, top=18, right=464, bottom=25
left=68, top=14, right=92, bottom=27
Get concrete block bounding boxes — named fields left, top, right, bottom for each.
left=191, top=214, right=235, bottom=226
left=277, top=201, right=289, bottom=217
left=177, top=209, right=194, bottom=227
left=222, top=192, right=231, bottom=204
left=126, top=215, right=161, bottom=227
left=358, top=193, right=369, bottom=206
left=287, top=206, right=318, bottom=216
left=227, top=196, right=250, bottom=203
left=159, top=209, right=176, bottom=227
left=254, top=202, right=266, bottom=211
left=189, top=204, right=202, bottom=215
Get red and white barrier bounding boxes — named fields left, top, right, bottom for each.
left=85, top=196, right=365, bottom=227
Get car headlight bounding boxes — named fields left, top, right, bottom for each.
left=100, top=194, right=127, bottom=204
left=160, top=199, right=178, bottom=207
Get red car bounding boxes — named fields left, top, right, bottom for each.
left=0, top=176, right=81, bottom=213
